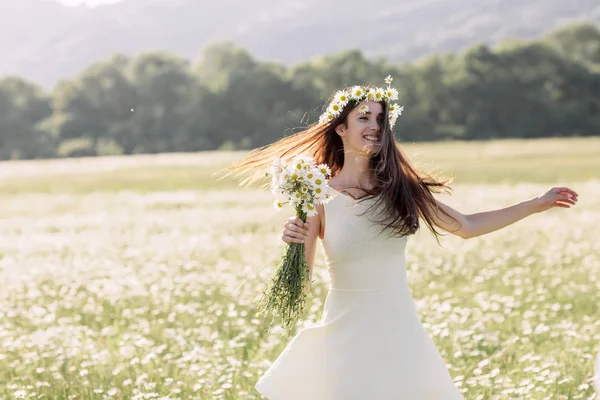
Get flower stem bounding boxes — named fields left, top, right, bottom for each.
left=256, top=207, right=311, bottom=336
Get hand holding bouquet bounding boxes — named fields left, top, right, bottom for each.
left=256, top=154, right=333, bottom=334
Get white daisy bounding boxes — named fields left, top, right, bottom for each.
left=313, top=175, right=325, bottom=188
left=273, top=199, right=285, bottom=211
left=358, top=105, right=369, bottom=114
left=389, top=106, right=404, bottom=128
left=366, top=89, right=375, bottom=101
left=313, top=185, right=331, bottom=204
left=271, top=157, right=284, bottom=171
left=296, top=154, right=314, bottom=165
left=349, top=86, right=365, bottom=100
left=385, top=75, right=393, bottom=85
left=373, top=88, right=385, bottom=102
left=292, top=191, right=303, bottom=202
left=385, top=87, right=399, bottom=101
left=316, top=163, right=331, bottom=176
left=329, top=102, right=343, bottom=115
left=333, top=90, right=349, bottom=106
left=302, top=202, right=317, bottom=217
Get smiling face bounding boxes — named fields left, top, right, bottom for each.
left=334, top=100, right=384, bottom=157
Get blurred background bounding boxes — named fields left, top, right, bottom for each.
left=1, top=0, right=599, bottom=159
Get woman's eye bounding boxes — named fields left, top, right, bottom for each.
left=359, top=116, right=368, bottom=121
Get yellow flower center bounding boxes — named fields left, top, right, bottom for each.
left=316, top=188, right=322, bottom=194
left=307, top=173, right=313, bottom=179
left=291, top=173, right=298, bottom=180
left=315, top=179, right=322, bottom=185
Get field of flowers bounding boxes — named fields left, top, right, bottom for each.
left=0, top=137, right=599, bottom=399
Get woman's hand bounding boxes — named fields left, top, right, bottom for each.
left=531, top=186, right=579, bottom=213
left=281, top=216, right=309, bottom=244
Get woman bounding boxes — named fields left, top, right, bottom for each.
left=226, top=77, right=579, bottom=399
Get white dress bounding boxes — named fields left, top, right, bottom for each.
left=255, top=189, right=465, bottom=400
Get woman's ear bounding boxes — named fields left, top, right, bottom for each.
left=335, top=123, right=345, bottom=137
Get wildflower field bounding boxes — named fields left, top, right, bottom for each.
left=0, top=137, right=599, bottom=399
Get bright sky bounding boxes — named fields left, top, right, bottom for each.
left=58, top=0, right=124, bottom=7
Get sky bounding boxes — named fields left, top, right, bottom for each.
left=57, top=0, right=124, bottom=7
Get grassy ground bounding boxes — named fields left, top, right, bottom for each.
left=0, top=137, right=598, bottom=194
left=0, top=137, right=599, bottom=399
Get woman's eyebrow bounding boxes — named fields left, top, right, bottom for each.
left=363, top=112, right=384, bottom=116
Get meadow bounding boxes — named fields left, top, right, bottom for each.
left=0, top=137, right=599, bottom=399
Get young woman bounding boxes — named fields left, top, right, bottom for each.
left=227, top=78, right=579, bottom=399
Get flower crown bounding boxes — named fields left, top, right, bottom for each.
left=318, top=75, right=404, bottom=128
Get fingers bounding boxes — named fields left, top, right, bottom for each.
left=282, top=230, right=305, bottom=244
left=553, top=186, right=579, bottom=197
left=553, top=198, right=576, bottom=208
left=553, top=202, right=572, bottom=208
left=282, top=217, right=310, bottom=244
left=557, top=193, right=578, bottom=205
left=287, top=216, right=310, bottom=229
left=546, top=187, right=579, bottom=210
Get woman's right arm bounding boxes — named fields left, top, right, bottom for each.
left=282, top=213, right=321, bottom=284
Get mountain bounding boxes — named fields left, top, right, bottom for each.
left=3, top=0, right=600, bottom=87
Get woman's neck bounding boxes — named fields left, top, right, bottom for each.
left=331, top=170, right=375, bottom=191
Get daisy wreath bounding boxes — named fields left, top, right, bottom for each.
left=319, top=75, right=404, bottom=127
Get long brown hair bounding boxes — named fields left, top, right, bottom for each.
left=219, top=85, right=461, bottom=242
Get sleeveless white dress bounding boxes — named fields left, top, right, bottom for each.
left=255, top=189, right=465, bottom=400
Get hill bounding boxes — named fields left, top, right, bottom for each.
left=2, top=0, right=600, bottom=86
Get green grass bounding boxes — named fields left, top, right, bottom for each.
left=0, top=137, right=598, bottom=194
left=0, top=137, right=598, bottom=399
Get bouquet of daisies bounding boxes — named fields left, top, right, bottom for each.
left=256, top=153, right=333, bottom=334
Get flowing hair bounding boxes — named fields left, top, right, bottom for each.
left=219, top=86, right=461, bottom=242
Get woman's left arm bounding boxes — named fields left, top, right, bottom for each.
left=430, top=186, right=579, bottom=239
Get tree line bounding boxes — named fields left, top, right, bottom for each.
left=1, top=22, right=599, bottom=160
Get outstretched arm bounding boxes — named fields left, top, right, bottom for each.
left=429, top=186, right=579, bottom=239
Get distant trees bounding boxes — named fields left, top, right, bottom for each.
left=0, top=22, right=599, bottom=160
